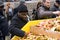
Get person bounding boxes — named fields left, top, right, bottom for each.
left=32, top=2, right=42, bottom=20
left=0, top=1, right=9, bottom=40
left=9, top=4, right=29, bottom=38
left=5, top=2, right=14, bottom=21
left=50, top=0, right=60, bottom=18
left=50, top=0, right=60, bottom=11
left=38, top=0, right=60, bottom=19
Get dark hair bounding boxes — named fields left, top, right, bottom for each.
left=37, top=2, right=42, bottom=9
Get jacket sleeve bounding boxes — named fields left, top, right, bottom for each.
left=9, top=19, right=25, bottom=37
left=0, top=17, right=9, bottom=36
left=38, top=7, right=54, bottom=18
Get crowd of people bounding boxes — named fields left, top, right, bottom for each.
left=33, top=0, right=60, bottom=19
left=1, top=0, right=19, bottom=2
left=1, top=0, right=31, bottom=2
left=0, top=0, right=60, bottom=40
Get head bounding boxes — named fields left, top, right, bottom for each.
left=20, top=1, right=25, bottom=5
left=6, top=2, right=10, bottom=7
left=17, top=1, right=25, bottom=9
left=55, top=0, right=60, bottom=7
left=18, top=4, right=28, bottom=21
left=43, top=0, right=51, bottom=8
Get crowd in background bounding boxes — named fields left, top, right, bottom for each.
left=0, top=0, right=60, bottom=40
left=32, top=0, right=60, bottom=19
left=1, top=0, right=31, bottom=2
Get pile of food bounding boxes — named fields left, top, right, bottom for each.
left=19, top=19, right=60, bottom=40
left=19, top=33, right=58, bottom=40
left=35, top=19, right=60, bottom=31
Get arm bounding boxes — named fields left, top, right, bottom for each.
left=38, top=7, right=54, bottom=18
left=5, top=6, right=8, bottom=14
left=1, top=16, right=9, bottom=36
left=9, top=19, right=25, bottom=37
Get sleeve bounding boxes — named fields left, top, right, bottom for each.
left=38, top=7, right=54, bottom=18
left=9, top=19, right=25, bottom=37
left=1, top=17, right=9, bottom=36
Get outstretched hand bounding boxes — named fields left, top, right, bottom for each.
left=53, top=11, right=60, bottom=15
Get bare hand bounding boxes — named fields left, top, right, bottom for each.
left=53, top=11, right=60, bottom=15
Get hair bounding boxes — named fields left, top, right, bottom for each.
left=37, top=2, right=42, bottom=9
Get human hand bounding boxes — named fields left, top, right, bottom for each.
left=23, top=32, right=30, bottom=38
left=53, top=11, right=60, bottom=15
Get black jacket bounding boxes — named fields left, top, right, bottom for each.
left=0, top=15, right=9, bottom=40
left=9, top=14, right=28, bottom=37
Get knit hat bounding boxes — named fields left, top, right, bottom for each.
left=18, top=4, right=28, bottom=13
